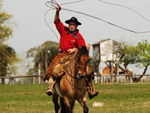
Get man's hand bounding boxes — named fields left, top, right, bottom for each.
left=67, top=48, right=77, bottom=54
left=56, top=6, right=61, bottom=12
left=55, top=6, right=61, bottom=21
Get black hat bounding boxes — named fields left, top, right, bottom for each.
left=65, top=17, right=81, bottom=25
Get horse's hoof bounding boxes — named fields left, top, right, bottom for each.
left=83, top=106, right=89, bottom=113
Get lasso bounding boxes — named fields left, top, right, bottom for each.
left=44, top=0, right=150, bottom=43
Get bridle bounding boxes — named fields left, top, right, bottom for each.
left=76, top=63, right=87, bottom=69
left=65, top=61, right=88, bottom=90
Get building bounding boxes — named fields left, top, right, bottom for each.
left=92, top=39, right=119, bottom=82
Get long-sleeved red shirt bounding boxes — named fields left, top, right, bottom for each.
left=54, top=19, right=86, bottom=52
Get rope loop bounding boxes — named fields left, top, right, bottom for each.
left=44, top=0, right=150, bottom=44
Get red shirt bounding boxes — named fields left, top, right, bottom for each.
left=54, top=19, right=86, bottom=52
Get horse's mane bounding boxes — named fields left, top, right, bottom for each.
left=66, top=46, right=89, bottom=74
left=75, top=46, right=89, bottom=62
left=78, top=46, right=89, bottom=55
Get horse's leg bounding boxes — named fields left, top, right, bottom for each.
left=78, top=96, right=89, bottom=113
left=70, top=100, right=75, bottom=112
left=60, top=98, right=66, bottom=113
left=63, top=97, right=74, bottom=113
left=52, top=94, right=59, bottom=113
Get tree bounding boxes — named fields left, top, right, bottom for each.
left=27, top=41, right=59, bottom=75
left=115, top=40, right=150, bottom=82
left=135, top=40, right=150, bottom=82
left=0, top=44, right=19, bottom=84
left=0, top=1, right=13, bottom=43
left=0, top=1, right=19, bottom=84
left=115, top=42, right=137, bottom=68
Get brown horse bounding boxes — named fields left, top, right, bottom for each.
left=52, top=45, right=90, bottom=113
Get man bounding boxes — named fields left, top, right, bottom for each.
left=45, top=6, right=98, bottom=99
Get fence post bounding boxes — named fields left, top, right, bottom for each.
left=10, top=78, right=14, bottom=85
left=129, top=75, right=133, bottom=83
left=146, top=76, right=149, bottom=82
left=100, top=75, right=103, bottom=83
left=33, top=77, right=36, bottom=84
left=106, top=76, right=108, bottom=83
left=125, top=76, right=127, bottom=82
left=21, top=78, right=24, bottom=84
left=38, top=63, right=41, bottom=84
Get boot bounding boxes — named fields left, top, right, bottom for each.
left=46, top=77, right=55, bottom=96
left=86, top=77, right=99, bottom=99
left=87, top=87, right=99, bottom=99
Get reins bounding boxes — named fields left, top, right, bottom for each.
left=65, top=61, right=88, bottom=90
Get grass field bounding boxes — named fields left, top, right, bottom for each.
left=0, top=83, right=150, bottom=113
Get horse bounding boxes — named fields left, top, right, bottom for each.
left=52, top=45, right=90, bottom=113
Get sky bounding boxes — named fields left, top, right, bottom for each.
left=3, top=0, right=150, bottom=74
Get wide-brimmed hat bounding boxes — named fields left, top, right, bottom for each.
left=65, top=17, right=81, bottom=25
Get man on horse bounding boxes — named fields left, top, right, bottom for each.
left=44, top=6, right=98, bottom=99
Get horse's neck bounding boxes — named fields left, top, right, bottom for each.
left=70, top=58, right=77, bottom=76
left=68, top=50, right=79, bottom=77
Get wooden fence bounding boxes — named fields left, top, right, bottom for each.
left=0, top=75, right=44, bottom=85
left=94, top=74, right=150, bottom=83
left=0, top=74, right=150, bottom=85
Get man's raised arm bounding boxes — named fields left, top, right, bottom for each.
left=54, top=6, right=61, bottom=21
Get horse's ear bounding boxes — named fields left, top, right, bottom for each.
left=87, top=43, right=90, bottom=51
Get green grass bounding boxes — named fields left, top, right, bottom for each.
left=0, top=83, right=150, bottom=113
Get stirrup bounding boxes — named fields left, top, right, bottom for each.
left=46, top=88, right=54, bottom=96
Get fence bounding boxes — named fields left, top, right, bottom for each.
left=94, top=74, right=150, bottom=83
left=0, top=74, right=150, bottom=85
left=0, top=75, right=44, bottom=85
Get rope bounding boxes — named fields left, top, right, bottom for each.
left=44, top=0, right=85, bottom=52
left=44, top=8, right=59, bottom=41
left=44, top=0, right=150, bottom=36
left=98, top=0, right=150, bottom=23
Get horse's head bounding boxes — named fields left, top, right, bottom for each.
left=75, top=44, right=90, bottom=78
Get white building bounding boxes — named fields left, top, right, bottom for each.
left=92, top=39, right=118, bottom=76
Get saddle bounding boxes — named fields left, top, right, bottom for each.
left=51, top=53, right=93, bottom=80
left=51, top=53, right=74, bottom=79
